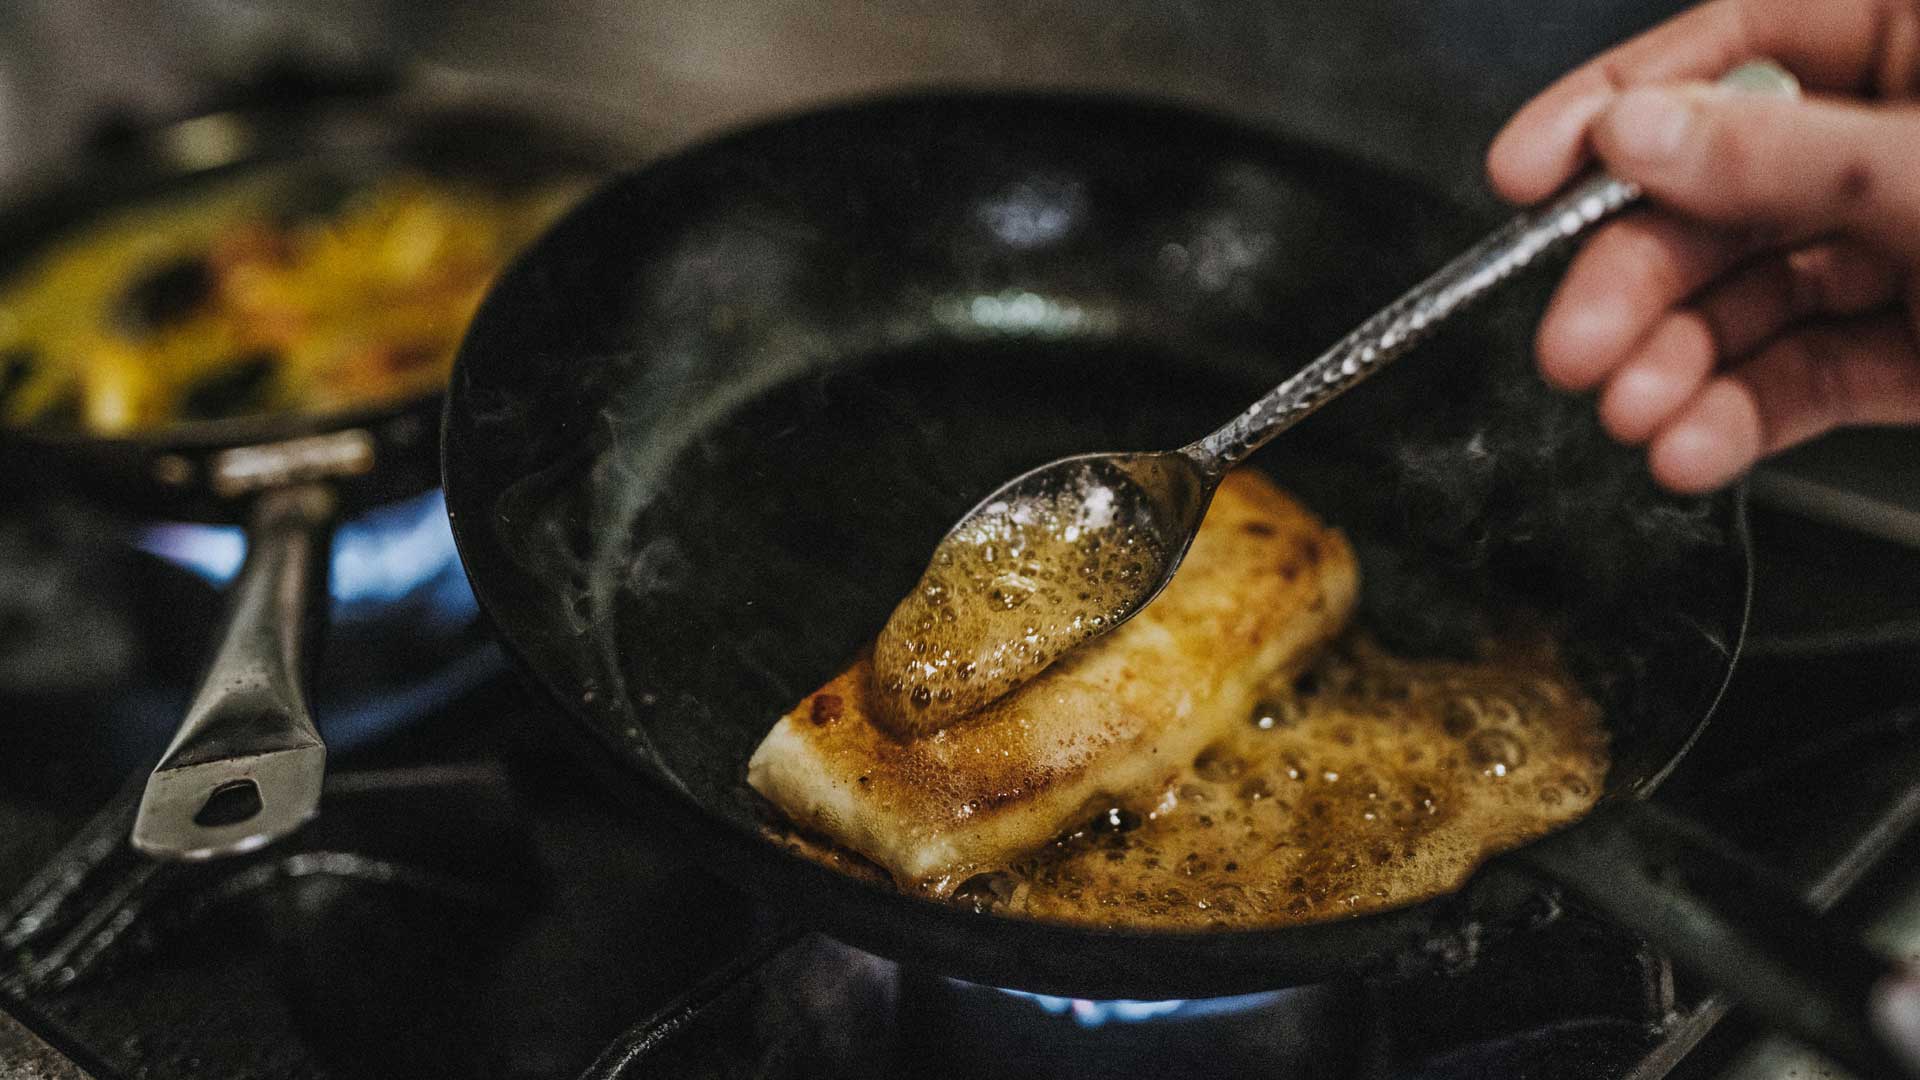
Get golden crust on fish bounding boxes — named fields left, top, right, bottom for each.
left=746, top=470, right=1359, bottom=889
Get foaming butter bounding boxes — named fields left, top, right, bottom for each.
left=870, top=464, right=1168, bottom=733
left=780, top=628, right=1609, bottom=931
left=959, top=630, right=1608, bottom=928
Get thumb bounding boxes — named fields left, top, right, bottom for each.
left=1591, top=87, right=1920, bottom=260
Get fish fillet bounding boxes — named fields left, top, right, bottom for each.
left=746, top=470, right=1359, bottom=889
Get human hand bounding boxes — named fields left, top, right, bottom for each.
left=1487, top=0, right=1920, bottom=493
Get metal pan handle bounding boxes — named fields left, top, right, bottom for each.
left=131, top=483, right=337, bottom=861
left=1515, top=798, right=1916, bottom=1079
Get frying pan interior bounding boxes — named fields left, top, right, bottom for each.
left=445, top=94, right=1748, bottom=991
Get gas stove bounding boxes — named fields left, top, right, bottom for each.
left=5, top=1, right=1920, bottom=1076
left=3, top=473, right=1920, bottom=1080
left=0, top=485, right=763, bottom=1079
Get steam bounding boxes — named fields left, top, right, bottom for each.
left=1307, top=293, right=1741, bottom=792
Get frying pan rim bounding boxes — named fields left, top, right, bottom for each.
left=1626, top=482, right=1753, bottom=794
left=440, top=86, right=1757, bottom=974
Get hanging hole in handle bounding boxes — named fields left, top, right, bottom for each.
left=194, top=778, right=264, bottom=827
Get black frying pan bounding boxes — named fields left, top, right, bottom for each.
left=0, top=95, right=614, bottom=860
left=443, top=94, right=1911, bottom=1077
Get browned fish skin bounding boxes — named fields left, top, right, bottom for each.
left=747, top=470, right=1359, bottom=890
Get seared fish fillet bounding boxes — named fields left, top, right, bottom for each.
left=747, top=470, right=1359, bottom=889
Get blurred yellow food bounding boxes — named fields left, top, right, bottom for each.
left=0, top=170, right=582, bottom=435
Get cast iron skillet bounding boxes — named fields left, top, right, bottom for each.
left=0, top=95, right=613, bottom=860
left=443, top=94, right=1909, bottom=1077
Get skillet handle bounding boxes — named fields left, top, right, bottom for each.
left=131, top=484, right=337, bottom=861
left=1514, top=798, right=1916, bottom=1079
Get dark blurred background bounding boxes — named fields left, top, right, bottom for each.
left=0, top=0, right=1693, bottom=207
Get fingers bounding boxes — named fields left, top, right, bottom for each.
left=1647, top=378, right=1765, bottom=493
left=1729, top=312, right=1920, bottom=450
left=1647, top=313, right=1920, bottom=492
left=1488, top=0, right=1920, bottom=496
left=1489, top=0, right=1757, bottom=202
left=1487, top=0, right=1915, bottom=203
left=1488, top=90, right=1618, bottom=206
left=1594, top=241, right=1902, bottom=445
left=1695, top=241, right=1903, bottom=356
left=1598, top=312, right=1719, bottom=443
left=1535, top=214, right=1754, bottom=391
left=1592, top=90, right=1920, bottom=259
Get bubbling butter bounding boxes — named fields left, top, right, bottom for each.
left=871, top=464, right=1169, bottom=733
left=948, top=630, right=1609, bottom=929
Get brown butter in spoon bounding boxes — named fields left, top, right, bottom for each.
left=869, top=465, right=1171, bottom=733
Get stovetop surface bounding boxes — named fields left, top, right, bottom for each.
left=2, top=675, right=771, bottom=1080
left=3, top=490, right=1919, bottom=1080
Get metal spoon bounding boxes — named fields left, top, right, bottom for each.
left=870, top=60, right=1800, bottom=734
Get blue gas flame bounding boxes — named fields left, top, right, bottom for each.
left=137, top=489, right=477, bottom=628
left=129, top=488, right=493, bottom=753
left=994, top=988, right=1290, bottom=1028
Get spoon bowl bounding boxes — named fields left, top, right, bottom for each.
left=869, top=448, right=1213, bottom=733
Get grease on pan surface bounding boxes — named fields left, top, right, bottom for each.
left=750, top=469, right=1609, bottom=931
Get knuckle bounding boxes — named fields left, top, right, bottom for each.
left=1835, top=115, right=1920, bottom=244
left=1595, top=56, right=1634, bottom=94
left=1824, top=148, right=1881, bottom=222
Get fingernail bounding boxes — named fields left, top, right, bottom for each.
left=1604, top=87, right=1697, bottom=161
left=1872, top=974, right=1920, bottom=1070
